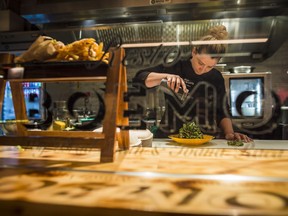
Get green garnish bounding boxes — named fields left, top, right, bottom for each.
left=227, top=140, right=244, bottom=146
left=16, top=145, right=25, bottom=151
left=179, top=121, right=203, bottom=139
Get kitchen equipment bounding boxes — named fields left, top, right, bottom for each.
left=53, top=101, right=68, bottom=120
left=280, top=106, right=288, bottom=124
left=223, top=72, right=273, bottom=134
left=215, top=64, right=227, bottom=72
left=279, top=106, right=288, bottom=140
left=52, top=101, right=70, bottom=130
left=1, top=0, right=288, bottom=66
left=229, top=66, right=255, bottom=73
left=160, top=79, right=189, bottom=101
left=1, top=82, right=45, bottom=121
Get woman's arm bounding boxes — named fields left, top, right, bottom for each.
left=146, top=72, right=188, bottom=93
left=145, top=72, right=170, bottom=88
left=220, top=117, right=253, bottom=142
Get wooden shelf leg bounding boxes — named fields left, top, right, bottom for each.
left=9, top=81, right=28, bottom=136
left=100, top=47, right=129, bottom=162
left=0, top=79, right=6, bottom=119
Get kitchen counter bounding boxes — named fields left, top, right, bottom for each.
left=0, top=139, right=287, bottom=216
left=152, top=138, right=288, bottom=150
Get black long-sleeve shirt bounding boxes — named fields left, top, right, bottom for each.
left=133, top=59, right=230, bottom=137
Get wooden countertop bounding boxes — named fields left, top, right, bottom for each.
left=0, top=139, right=287, bottom=216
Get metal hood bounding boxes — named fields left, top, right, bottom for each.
left=1, top=0, right=288, bottom=64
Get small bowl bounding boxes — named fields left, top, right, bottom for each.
left=229, top=66, right=255, bottom=73
left=130, top=129, right=153, bottom=147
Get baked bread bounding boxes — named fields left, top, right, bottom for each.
left=14, top=36, right=65, bottom=63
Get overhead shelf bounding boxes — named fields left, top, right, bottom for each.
left=0, top=48, right=129, bottom=163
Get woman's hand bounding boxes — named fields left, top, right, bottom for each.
left=225, top=132, right=253, bottom=143
left=166, top=75, right=189, bottom=93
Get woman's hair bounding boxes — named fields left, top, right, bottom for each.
left=194, top=25, right=228, bottom=58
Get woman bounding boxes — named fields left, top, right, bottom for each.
left=133, top=25, right=252, bottom=142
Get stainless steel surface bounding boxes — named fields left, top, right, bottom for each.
left=17, top=0, right=288, bottom=26
left=0, top=0, right=287, bottom=64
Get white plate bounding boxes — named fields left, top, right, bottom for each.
left=93, top=127, right=143, bottom=147
left=130, top=139, right=142, bottom=147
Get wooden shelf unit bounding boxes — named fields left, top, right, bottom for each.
left=0, top=47, right=129, bottom=163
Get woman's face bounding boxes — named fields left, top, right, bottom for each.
left=191, top=49, right=219, bottom=75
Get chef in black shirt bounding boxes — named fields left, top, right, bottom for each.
left=133, top=25, right=252, bottom=142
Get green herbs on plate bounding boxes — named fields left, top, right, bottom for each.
left=179, top=122, right=203, bottom=139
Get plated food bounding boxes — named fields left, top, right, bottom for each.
left=169, top=134, right=214, bottom=145
left=227, top=140, right=244, bottom=146
left=227, top=139, right=255, bottom=150
left=169, top=121, right=214, bottom=145
left=179, top=121, right=203, bottom=139
left=56, top=38, right=109, bottom=63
